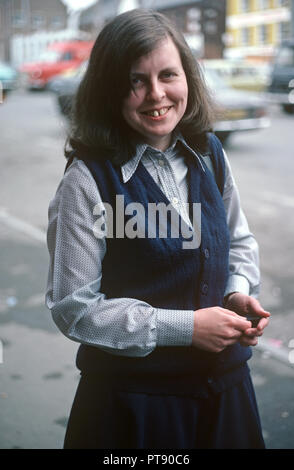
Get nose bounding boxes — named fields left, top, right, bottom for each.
left=146, top=79, right=165, bottom=102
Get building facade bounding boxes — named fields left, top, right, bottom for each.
left=151, top=0, right=227, bottom=59
left=225, top=0, right=292, bottom=61
left=80, top=0, right=227, bottom=59
left=0, top=0, right=68, bottom=62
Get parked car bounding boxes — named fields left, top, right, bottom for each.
left=0, top=61, right=18, bottom=100
left=203, top=67, right=270, bottom=143
left=20, top=40, right=93, bottom=90
left=203, top=59, right=270, bottom=92
left=48, top=60, right=87, bottom=115
left=268, top=39, right=294, bottom=114
left=51, top=60, right=270, bottom=144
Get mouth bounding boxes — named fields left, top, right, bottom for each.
left=141, top=106, right=172, bottom=117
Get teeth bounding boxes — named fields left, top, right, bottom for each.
left=147, top=107, right=169, bottom=117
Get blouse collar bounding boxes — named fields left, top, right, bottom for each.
left=121, top=132, right=205, bottom=183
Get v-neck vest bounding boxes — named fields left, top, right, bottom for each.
left=75, top=134, right=251, bottom=389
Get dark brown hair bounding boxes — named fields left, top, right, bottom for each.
left=66, top=8, right=215, bottom=164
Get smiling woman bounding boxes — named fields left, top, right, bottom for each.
left=66, top=8, right=214, bottom=164
left=46, top=8, right=269, bottom=450
left=122, top=37, right=188, bottom=151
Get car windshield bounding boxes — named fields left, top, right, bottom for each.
left=38, top=50, right=62, bottom=63
left=0, top=62, right=13, bottom=72
left=275, top=46, right=294, bottom=67
left=0, top=62, right=16, bottom=78
left=202, top=67, right=229, bottom=92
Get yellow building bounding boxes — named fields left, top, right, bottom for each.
left=225, top=0, right=292, bottom=61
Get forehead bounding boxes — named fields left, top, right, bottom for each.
left=130, top=36, right=183, bottom=72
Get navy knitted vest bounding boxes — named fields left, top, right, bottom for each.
left=75, top=134, right=251, bottom=384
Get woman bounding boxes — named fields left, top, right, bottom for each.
left=46, top=9, right=270, bottom=449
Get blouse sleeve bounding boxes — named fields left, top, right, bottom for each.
left=222, top=150, right=260, bottom=298
left=45, top=159, right=194, bottom=357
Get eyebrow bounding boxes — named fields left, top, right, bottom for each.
left=130, top=67, right=179, bottom=77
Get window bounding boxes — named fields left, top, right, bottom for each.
left=51, top=16, right=63, bottom=29
left=258, top=24, right=267, bottom=44
left=258, top=0, right=269, bottom=9
left=12, top=11, right=26, bottom=28
left=61, top=51, right=73, bottom=61
left=32, top=14, right=45, bottom=29
left=277, top=22, right=291, bottom=42
left=276, top=0, right=290, bottom=7
left=240, top=0, right=250, bottom=12
left=241, top=27, right=250, bottom=45
left=38, top=50, right=61, bottom=63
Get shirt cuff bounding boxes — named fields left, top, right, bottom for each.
left=156, top=308, right=194, bottom=347
left=224, top=274, right=250, bottom=298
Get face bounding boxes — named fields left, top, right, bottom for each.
left=122, top=36, right=188, bottom=151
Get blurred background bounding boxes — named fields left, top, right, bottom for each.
left=0, top=0, right=294, bottom=450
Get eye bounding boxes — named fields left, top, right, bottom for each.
left=130, top=76, right=144, bottom=89
left=161, top=71, right=176, bottom=80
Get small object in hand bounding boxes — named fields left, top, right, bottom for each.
left=245, top=314, right=261, bottom=328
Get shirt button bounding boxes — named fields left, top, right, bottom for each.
left=158, top=159, right=165, bottom=167
left=201, top=283, right=208, bottom=295
left=172, top=197, right=179, bottom=205
left=204, top=248, right=210, bottom=259
left=207, top=377, right=213, bottom=385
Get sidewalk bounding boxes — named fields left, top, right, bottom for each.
left=0, top=220, right=78, bottom=449
left=250, top=349, right=294, bottom=449
left=0, top=211, right=293, bottom=449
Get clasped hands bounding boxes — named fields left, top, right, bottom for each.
left=192, top=293, right=270, bottom=353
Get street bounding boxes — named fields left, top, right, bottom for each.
left=0, top=89, right=294, bottom=449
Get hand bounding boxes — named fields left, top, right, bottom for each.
left=192, top=307, right=252, bottom=353
left=225, top=293, right=270, bottom=347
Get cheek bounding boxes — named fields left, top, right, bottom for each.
left=171, top=81, right=188, bottom=109
left=182, top=81, right=189, bottom=108
left=122, top=91, right=143, bottom=118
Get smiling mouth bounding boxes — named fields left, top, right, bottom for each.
left=142, top=106, right=172, bottom=117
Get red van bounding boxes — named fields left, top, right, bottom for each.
left=20, top=40, right=94, bottom=89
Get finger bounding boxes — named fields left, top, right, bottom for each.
left=244, top=318, right=269, bottom=335
left=257, top=317, right=270, bottom=331
left=222, top=308, right=257, bottom=331
left=243, top=328, right=256, bottom=336
left=223, top=334, right=243, bottom=346
left=247, top=298, right=270, bottom=317
left=244, top=317, right=270, bottom=335
left=232, top=318, right=252, bottom=331
left=225, top=330, right=244, bottom=340
left=244, top=327, right=263, bottom=337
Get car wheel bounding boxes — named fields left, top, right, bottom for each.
left=282, top=104, right=294, bottom=114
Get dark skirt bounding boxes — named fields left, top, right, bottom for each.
left=63, top=367, right=265, bottom=449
